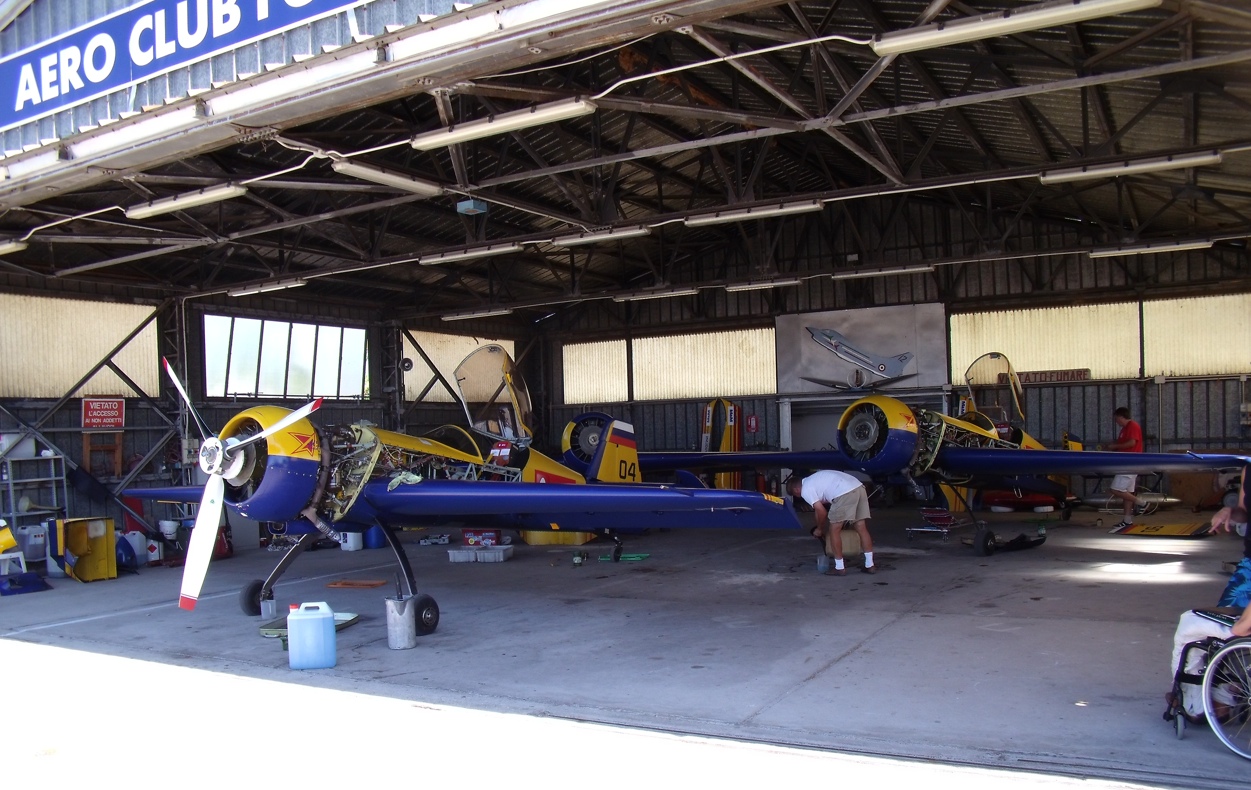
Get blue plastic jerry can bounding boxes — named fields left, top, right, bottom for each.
left=287, top=602, right=336, bottom=669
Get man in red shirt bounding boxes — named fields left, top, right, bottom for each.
left=1106, top=406, right=1144, bottom=530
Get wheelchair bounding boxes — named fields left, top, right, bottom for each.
left=1164, top=630, right=1251, bottom=760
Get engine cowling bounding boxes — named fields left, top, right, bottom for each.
left=217, top=406, right=324, bottom=523
left=836, top=395, right=921, bottom=475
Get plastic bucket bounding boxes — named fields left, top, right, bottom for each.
left=340, top=532, right=363, bottom=551
left=0, top=526, right=16, bottom=553
left=287, top=602, right=336, bottom=669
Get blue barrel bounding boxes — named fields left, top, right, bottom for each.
left=287, top=602, right=336, bottom=669
left=364, top=524, right=387, bottom=549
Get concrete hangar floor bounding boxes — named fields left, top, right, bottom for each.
left=2, top=506, right=1245, bottom=787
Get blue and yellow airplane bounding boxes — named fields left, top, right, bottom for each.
left=603, top=352, right=1250, bottom=555
left=129, top=346, right=798, bottom=626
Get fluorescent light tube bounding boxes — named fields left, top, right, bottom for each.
left=0, top=239, right=28, bottom=255
left=725, top=278, right=802, bottom=292
left=1040, top=151, right=1221, bottom=184
left=70, top=106, right=200, bottom=161
left=411, top=98, right=596, bottom=150
left=125, top=184, right=247, bottom=220
left=1088, top=239, right=1213, bottom=258
left=209, top=50, right=380, bottom=117
left=228, top=278, right=307, bottom=297
left=872, top=0, right=1162, bottom=56
left=684, top=200, right=822, bottom=227
left=441, top=307, right=514, bottom=321
left=612, top=287, right=700, bottom=302
left=420, top=243, right=524, bottom=264
left=831, top=264, right=934, bottom=280
left=331, top=160, right=444, bottom=196
left=551, top=226, right=651, bottom=246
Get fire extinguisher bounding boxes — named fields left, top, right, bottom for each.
left=767, top=475, right=780, bottom=496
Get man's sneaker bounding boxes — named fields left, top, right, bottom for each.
left=1112, top=520, right=1133, bottom=531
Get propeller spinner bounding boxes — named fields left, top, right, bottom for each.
left=163, top=358, right=323, bottom=610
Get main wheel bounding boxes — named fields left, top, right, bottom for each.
left=973, top=525, right=997, bottom=557
left=1174, top=710, right=1186, bottom=739
left=413, top=593, right=440, bottom=636
left=240, top=579, right=265, bottom=616
left=1201, top=638, right=1251, bottom=760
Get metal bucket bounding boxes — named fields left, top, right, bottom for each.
left=385, top=596, right=418, bottom=650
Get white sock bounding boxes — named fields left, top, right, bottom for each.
left=834, top=558, right=845, bottom=570
left=863, top=551, right=874, bottom=567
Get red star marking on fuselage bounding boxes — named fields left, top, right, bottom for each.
left=288, top=431, right=318, bottom=456
left=900, top=412, right=916, bottom=428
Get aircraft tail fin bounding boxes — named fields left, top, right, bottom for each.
left=587, top=420, right=641, bottom=483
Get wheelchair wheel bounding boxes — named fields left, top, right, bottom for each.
left=1201, top=639, right=1251, bottom=760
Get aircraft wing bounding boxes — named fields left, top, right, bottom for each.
left=123, top=485, right=206, bottom=503
left=352, top=479, right=802, bottom=532
left=637, top=447, right=1251, bottom=477
left=932, top=447, right=1251, bottom=476
left=637, top=450, right=841, bottom=473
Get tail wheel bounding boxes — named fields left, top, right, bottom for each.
left=840, top=402, right=889, bottom=462
left=562, top=412, right=611, bottom=464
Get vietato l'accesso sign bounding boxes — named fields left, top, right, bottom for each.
left=1, top=0, right=356, bottom=132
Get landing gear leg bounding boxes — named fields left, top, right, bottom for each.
left=240, top=532, right=319, bottom=615
left=612, top=535, right=624, bottom=562
left=376, top=518, right=439, bottom=635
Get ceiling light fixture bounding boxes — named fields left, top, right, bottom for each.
left=871, top=0, right=1162, bottom=56
left=228, top=278, right=307, bottom=297
left=1088, top=239, right=1214, bottom=258
left=725, top=277, right=803, bottom=292
left=684, top=199, right=823, bottom=227
left=550, top=225, right=651, bottom=246
left=612, top=287, right=700, bottom=302
left=411, top=97, right=596, bottom=150
left=331, top=160, right=444, bottom=196
left=125, top=184, right=248, bottom=220
left=1039, top=151, right=1222, bottom=184
left=0, top=239, right=28, bottom=255
left=831, top=264, right=935, bottom=280
left=419, top=243, right=524, bottom=265
left=441, top=307, right=514, bottom=321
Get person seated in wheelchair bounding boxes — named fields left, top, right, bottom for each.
left=1167, top=601, right=1251, bottom=720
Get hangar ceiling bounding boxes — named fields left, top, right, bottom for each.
left=2, top=0, right=1251, bottom=329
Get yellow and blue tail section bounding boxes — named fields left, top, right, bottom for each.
left=587, top=420, right=641, bottom=483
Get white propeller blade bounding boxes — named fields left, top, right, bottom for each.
left=178, top=473, right=224, bottom=611
left=229, top=397, right=324, bottom=452
left=162, top=357, right=213, bottom=440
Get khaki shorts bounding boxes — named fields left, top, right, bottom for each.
left=826, top=485, right=871, bottom=524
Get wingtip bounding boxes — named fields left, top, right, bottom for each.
left=178, top=595, right=198, bottom=611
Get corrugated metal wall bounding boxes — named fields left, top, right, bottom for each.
left=0, top=293, right=159, bottom=397
left=0, top=0, right=483, bottom=152
left=1144, top=295, right=1251, bottom=377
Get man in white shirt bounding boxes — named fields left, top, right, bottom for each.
left=785, top=470, right=877, bottom=575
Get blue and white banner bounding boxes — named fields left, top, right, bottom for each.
left=1, top=0, right=358, bottom=132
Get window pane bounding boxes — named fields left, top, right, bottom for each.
left=339, top=327, right=367, bottom=398
left=563, top=340, right=628, bottom=403
left=313, top=326, right=343, bottom=397
left=634, top=329, right=776, bottom=400
left=287, top=323, right=316, bottom=397
left=950, top=304, right=1139, bottom=380
left=226, top=318, right=262, bottom=396
left=203, top=315, right=232, bottom=397
left=257, top=321, right=291, bottom=396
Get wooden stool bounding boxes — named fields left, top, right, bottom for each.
left=83, top=431, right=124, bottom=477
